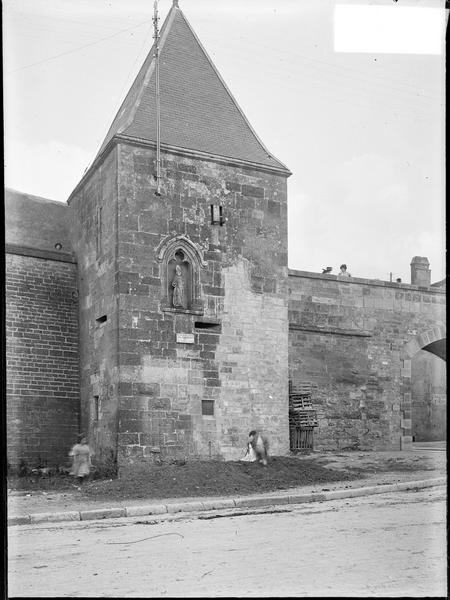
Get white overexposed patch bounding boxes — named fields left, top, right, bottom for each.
left=334, top=4, right=447, bottom=55
left=4, top=139, right=92, bottom=202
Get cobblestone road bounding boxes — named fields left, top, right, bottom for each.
left=8, top=487, right=446, bottom=597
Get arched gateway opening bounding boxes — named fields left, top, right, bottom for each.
left=400, top=325, right=446, bottom=449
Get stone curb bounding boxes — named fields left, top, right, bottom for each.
left=8, top=477, right=446, bottom=527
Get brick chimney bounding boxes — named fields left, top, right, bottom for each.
left=410, top=256, right=431, bottom=286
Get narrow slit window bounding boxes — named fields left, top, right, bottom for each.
left=202, top=399, right=215, bottom=416
left=96, top=206, right=103, bottom=257
left=96, top=315, right=107, bottom=324
left=210, top=205, right=224, bottom=226
left=93, top=396, right=100, bottom=421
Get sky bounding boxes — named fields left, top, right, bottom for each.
left=3, top=0, right=447, bottom=283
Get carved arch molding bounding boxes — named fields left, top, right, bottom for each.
left=399, top=324, right=446, bottom=451
left=157, top=235, right=207, bottom=314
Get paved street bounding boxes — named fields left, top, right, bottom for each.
left=8, top=487, right=446, bottom=598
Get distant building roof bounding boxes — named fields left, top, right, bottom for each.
left=94, top=2, right=289, bottom=174
left=430, top=278, right=446, bottom=289
left=5, top=188, right=73, bottom=255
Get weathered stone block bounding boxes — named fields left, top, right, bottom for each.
left=242, top=184, right=264, bottom=198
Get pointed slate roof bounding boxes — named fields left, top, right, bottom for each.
left=96, top=2, right=289, bottom=173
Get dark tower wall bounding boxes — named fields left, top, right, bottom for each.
left=68, top=148, right=120, bottom=469
left=115, top=144, right=289, bottom=470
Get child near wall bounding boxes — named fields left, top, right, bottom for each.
left=69, top=434, right=93, bottom=484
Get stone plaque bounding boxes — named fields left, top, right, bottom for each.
left=176, top=333, right=195, bottom=344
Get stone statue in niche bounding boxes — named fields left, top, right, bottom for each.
left=168, top=249, right=190, bottom=309
left=158, top=236, right=206, bottom=314
left=172, top=264, right=186, bottom=308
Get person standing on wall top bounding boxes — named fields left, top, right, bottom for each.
left=338, top=264, right=352, bottom=277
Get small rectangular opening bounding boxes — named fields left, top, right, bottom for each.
left=96, top=315, right=107, bottom=324
left=202, top=399, right=214, bottom=416
left=194, top=321, right=221, bottom=331
left=210, top=205, right=224, bottom=226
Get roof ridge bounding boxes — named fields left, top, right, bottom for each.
left=115, top=133, right=291, bottom=174
left=77, top=1, right=291, bottom=193
left=177, top=8, right=289, bottom=172
left=5, top=187, right=63, bottom=205
left=95, top=3, right=178, bottom=160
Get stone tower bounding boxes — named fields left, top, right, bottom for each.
left=68, top=1, right=291, bottom=473
left=410, top=256, right=431, bottom=287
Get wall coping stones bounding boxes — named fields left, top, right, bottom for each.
left=6, top=243, right=76, bottom=264
left=288, top=269, right=445, bottom=295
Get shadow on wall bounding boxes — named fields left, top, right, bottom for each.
left=411, top=349, right=446, bottom=442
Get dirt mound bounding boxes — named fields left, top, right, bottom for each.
left=79, top=457, right=359, bottom=500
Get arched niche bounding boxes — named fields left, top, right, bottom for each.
left=157, top=235, right=206, bottom=314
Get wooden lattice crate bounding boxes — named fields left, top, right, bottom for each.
left=289, top=380, right=312, bottom=394
left=289, top=396, right=313, bottom=410
left=289, top=409, right=318, bottom=428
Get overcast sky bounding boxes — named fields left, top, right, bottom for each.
left=3, top=0, right=446, bottom=283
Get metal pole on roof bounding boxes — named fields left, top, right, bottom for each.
left=153, top=0, right=161, bottom=196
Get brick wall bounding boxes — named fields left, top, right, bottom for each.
left=288, top=271, right=446, bottom=450
left=116, top=144, right=289, bottom=469
left=6, top=253, right=79, bottom=468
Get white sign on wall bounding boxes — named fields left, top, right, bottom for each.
left=176, top=333, right=195, bottom=344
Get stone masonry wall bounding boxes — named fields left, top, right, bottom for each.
left=68, top=148, right=119, bottom=468
left=6, top=253, right=79, bottom=468
left=288, top=271, right=446, bottom=451
left=116, top=143, right=289, bottom=469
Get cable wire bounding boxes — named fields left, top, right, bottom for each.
left=9, top=19, right=153, bottom=73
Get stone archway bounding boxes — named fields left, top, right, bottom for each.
left=400, top=325, right=446, bottom=449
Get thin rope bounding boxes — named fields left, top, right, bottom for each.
left=106, top=532, right=184, bottom=545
